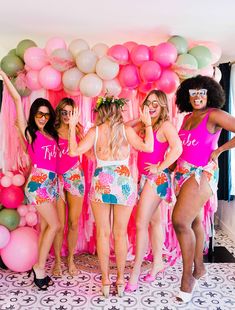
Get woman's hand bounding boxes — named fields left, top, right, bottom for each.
left=139, top=106, right=151, bottom=126
left=144, top=162, right=161, bottom=174
left=209, top=148, right=221, bottom=164
left=68, top=107, right=81, bottom=128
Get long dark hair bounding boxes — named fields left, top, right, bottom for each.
left=25, top=98, right=58, bottom=149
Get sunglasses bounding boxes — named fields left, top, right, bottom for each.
left=35, top=111, right=50, bottom=119
left=144, top=100, right=159, bottom=108
left=189, top=89, right=207, bottom=97
left=60, top=110, right=71, bottom=116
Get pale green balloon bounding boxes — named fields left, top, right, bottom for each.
left=1, top=54, right=24, bottom=77
left=168, top=35, right=188, bottom=55
left=175, top=53, right=198, bottom=79
left=16, top=39, right=37, bottom=60
left=189, top=45, right=212, bottom=69
left=8, top=48, right=17, bottom=56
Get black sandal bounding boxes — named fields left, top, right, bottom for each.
left=28, top=268, right=49, bottom=291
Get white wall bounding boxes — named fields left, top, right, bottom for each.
left=216, top=200, right=235, bottom=242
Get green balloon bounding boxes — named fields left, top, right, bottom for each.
left=0, top=209, right=20, bottom=231
left=1, top=54, right=24, bottom=77
left=8, top=48, right=17, bottom=56
left=12, top=77, right=32, bottom=97
left=175, top=53, right=198, bottom=79
left=189, top=45, right=212, bottom=69
left=16, top=39, right=37, bottom=60
left=168, top=35, right=188, bottom=55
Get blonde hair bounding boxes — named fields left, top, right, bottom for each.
left=95, top=103, right=125, bottom=159
left=143, top=90, right=169, bottom=132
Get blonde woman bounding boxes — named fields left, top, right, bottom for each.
left=53, top=98, right=85, bottom=277
left=68, top=96, right=154, bottom=297
left=125, top=90, right=182, bottom=292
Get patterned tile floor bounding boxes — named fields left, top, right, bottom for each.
left=0, top=227, right=235, bottom=310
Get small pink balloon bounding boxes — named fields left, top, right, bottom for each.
left=0, top=225, right=10, bottom=249
left=140, top=61, right=162, bottom=82
left=152, top=42, right=178, bottom=67
left=12, top=174, right=25, bottom=187
left=19, top=216, right=26, bottom=227
left=26, top=70, right=42, bottom=90
left=45, top=37, right=67, bottom=56
left=17, top=205, right=29, bottom=216
left=0, top=176, right=12, bottom=188
left=39, top=65, right=62, bottom=90
left=1, top=185, right=24, bottom=208
left=119, top=64, right=140, bottom=89
left=130, top=45, right=150, bottom=66
left=123, top=41, right=138, bottom=53
left=25, top=212, right=38, bottom=227
left=155, top=69, right=180, bottom=94
left=24, top=47, right=48, bottom=70
left=108, top=44, right=129, bottom=65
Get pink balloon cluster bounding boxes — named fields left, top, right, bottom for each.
left=17, top=204, right=38, bottom=227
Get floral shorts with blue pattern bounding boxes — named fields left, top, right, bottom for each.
left=90, top=165, right=137, bottom=207
left=24, top=166, right=57, bottom=205
left=174, top=159, right=219, bottom=196
left=139, top=168, right=173, bottom=203
left=58, top=162, right=85, bottom=202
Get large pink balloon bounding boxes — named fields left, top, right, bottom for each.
left=1, top=227, right=38, bottom=272
left=123, top=41, right=138, bottom=53
left=152, top=42, right=177, bottom=67
left=45, top=37, right=67, bottom=56
left=12, top=174, right=25, bottom=187
left=138, top=82, right=155, bottom=94
left=130, top=45, right=150, bottom=66
left=108, top=44, right=129, bottom=65
left=24, top=47, right=48, bottom=70
left=0, top=225, right=10, bottom=249
left=140, top=61, right=162, bottom=82
left=26, top=70, right=42, bottom=90
left=119, top=65, right=140, bottom=89
left=1, top=185, right=24, bottom=209
left=155, top=69, right=180, bottom=94
left=39, top=65, right=62, bottom=90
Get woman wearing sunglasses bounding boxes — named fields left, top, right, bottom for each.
left=52, top=98, right=85, bottom=277
left=125, top=90, right=182, bottom=292
left=0, top=70, right=60, bottom=290
left=172, top=75, right=235, bottom=303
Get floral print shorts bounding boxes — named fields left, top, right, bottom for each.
left=25, top=166, right=57, bottom=205
left=139, top=168, right=173, bottom=203
left=90, top=165, right=137, bottom=207
left=174, top=159, right=219, bottom=196
left=58, top=162, right=85, bottom=202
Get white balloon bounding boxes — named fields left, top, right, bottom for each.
left=213, top=67, right=222, bottom=83
left=79, top=73, right=103, bottom=97
left=62, top=67, right=84, bottom=91
left=50, top=48, right=74, bottom=72
left=103, top=78, right=122, bottom=96
left=96, top=56, right=119, bottom=80
left=76, top=50, right=98, bottom=74
left=92, top=43, right=109, bottom=59
left=68, top=39, right=89, bottom=57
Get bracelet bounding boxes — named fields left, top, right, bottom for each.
left=145, top=124, right=152, bottom=128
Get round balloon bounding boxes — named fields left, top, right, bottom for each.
left=50, top=48, right=75, bottom=72
left=189, top=45, right=212, bottom=69
left=16, top=39, right=37, bottom=60
left=62, top=67, right=84, bottom=91
left=26, top=70, right=42, bottom=91
left=39, top=65, right=62, bottom=90
left=130, top=45, right=150, bottom=66
left=0, top=185, right=24, bottom=209
left=76, top=50, right=97, bottom=74
left=69, top=39, right=89, bottom=57
left=45, top=37, right=67, bottom=56
left=0, top=176, right=12, bottom=188
left=79, top=73, right=103, bottom=97
left=1, top=54, right=24, bottom=77
left=92, top=43, right=109, bottom=59
left=152, top=42, right=177, bottom=67
left=0, top=209, right=20, bottom=231
left=103, top=78, right=122, bottom=96
left=168, top=35, right=188, bottom=55
left=119, top=64, right=140, bottom=89
left=1, top=227, right=38, bottom=272
left=0, top=225, right=10, bottom=249
left=96, top=56, right=119, bottom=80
left=108, top=44, right=129, bottom=65
left=24, top=47, right=48, bottom=71
left=155, top=69, right=180, bottom=94
left=140, top=61, right=161, bottom=83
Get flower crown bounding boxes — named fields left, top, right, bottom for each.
left=94, top=95, right=127, bottom=112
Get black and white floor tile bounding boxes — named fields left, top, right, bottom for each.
left=0, top=227, right=235, bottom=310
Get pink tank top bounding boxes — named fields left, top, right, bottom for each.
left=138, top=130, right=169, bottom=175
left=27, top=131, right=57, bottom=172
left=56, top=137, right=80, bottom=175
left=178, top=109, right=221, bottom=167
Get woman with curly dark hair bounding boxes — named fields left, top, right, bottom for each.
left=172, top=75, right=235, bottom=303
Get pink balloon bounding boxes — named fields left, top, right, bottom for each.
left=12, top=174, right=25, bottom=187
left=19, top=216, right=26, bottom=227
left=24, top=47, right=48, bottom=70
left=26, top=70, right=42, bottom=90
left=0, top=176, right=12, bottom=188
left=155, top=69, right=180, bottom=94
left=123, top=41, right=138, bottom=53
left=198, top=65, right=214, bottom=77
left=5, top=171, right=14, bottom=178
left=140, top=61, right=162, bottom=82
left=152, top=42, right=177, bottom=67
left=1, top=227, right=38, bottom=272
left=17, top=205, right=29, bottom=216
left=119, top=65, right=140, bottom=89
left=130, top=45, right=150, bottom=66
left=1, top=185, right=24, bottom=208
left=25, top=212, right=38, bottom=227
left=45, top=37, right=67, bottom=56
left=138, top=82, right=155, bottom=94
left=28, top=205, right=36, bottom=212
left=108, top=44, right=129, bottom=65
left=39, top=65, right=62, bottom=90
left=0, top=225, right=10, bottom=249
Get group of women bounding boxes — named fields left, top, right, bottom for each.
left=1, top=68, right=235, bottom=303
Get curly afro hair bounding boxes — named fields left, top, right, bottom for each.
left=176, top=75, right=225, bottom=113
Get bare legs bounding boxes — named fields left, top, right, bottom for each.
left=128, top=181, right=163, bottom=285
left=53, top=193, right=83, bottom=276
left=172, top=173, right=212, bottom=293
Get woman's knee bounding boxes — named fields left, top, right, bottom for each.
left=68, top=220, right=79, bottom=232
left=172, top=215, right=189, bottom=233
left=96, top=227, right=111, bottom=240
left=136, top=218, right=149, bottom=231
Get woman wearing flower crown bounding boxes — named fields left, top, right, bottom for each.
left=68, top=95, right=154, bottom=298
left=125, top=90, right=182, bottom=292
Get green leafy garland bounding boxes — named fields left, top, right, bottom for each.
left=94, top=95, right=128, bottom=112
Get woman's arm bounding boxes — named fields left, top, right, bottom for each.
left=0, top=70, right=27, bottom=139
